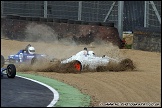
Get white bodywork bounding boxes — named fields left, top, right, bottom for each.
left=61, top=50, right=116, bottom=70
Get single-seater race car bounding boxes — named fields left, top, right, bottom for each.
left=61, top=49, right=134, bottom=72
left=1, top=55, right=16, bottom=78
left=5, top=46, right=53, bottom=65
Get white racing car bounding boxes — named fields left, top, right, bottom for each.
left=29, top=47, right=134, bottom=72
left=61, top=49, right=134, bottom=72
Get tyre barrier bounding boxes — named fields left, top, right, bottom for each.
left=88, top=21, right=101, bottom=26
left=26, top=17, right=32, bottom=21
left=53, top=18, right=60, bottom=23
left=5, top=15, right=116, bottom=27
left=40, top=18, right=47, bottom=22
left=81, top=21, right=89, bottom=25
left=59, top=19, right=68, bottom=23
left=101, top=22, right=114, bottom=27
left=19, top=16, right=27, bottom=20
left=133, top=27, right=161, bottom=52
left=74, top=20, right=82, bottom=24
left=67, top=19, right=75, bottom=24
left=2, top=15, right=120, bottom=48
left=32, top=17, right=40, bottom=21
left=6, top=15, right=20, bottom=19
left=47, top=18, right=54, bottom=22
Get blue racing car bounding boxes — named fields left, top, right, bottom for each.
left=7, top=49, right=47, bottom=65
left=6, top=46, right=47, bottom=64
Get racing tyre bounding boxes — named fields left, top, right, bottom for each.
left=63, top=60, right=82, bottom=73
left=1, top=55, right=5, bottom=67
left=7, top=64, right=16, bottom=78
left=73, top=60, right=82, bottom=71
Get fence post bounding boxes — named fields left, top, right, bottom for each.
left=1, top=1, right=4, bottom=16
left=118, top=1, right=124, bottom=40
left=103, top=1, right=116, bottom=22
left=144, top=1, right=148, bottom=27
left=78, top=1, right=82, bottom=20
left=150, top=1, right=161, bottom=24
left=44, top=1, right=47, bottom=18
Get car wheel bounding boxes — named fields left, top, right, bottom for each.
left=7, top=64, right=16, bottom=78
left=73, top=60, right=82, bottom=71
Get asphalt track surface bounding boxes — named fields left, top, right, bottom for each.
left=1, top=75, right=54, bottom=107
left=1, top=72, right=90, bottom=107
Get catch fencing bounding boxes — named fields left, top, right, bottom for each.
left=1, top=1, right=161, bottom=39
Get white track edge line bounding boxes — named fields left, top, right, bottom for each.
left=16, top=75, right=59, bottom=107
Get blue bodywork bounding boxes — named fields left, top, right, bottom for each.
left=1, top=68, right=7, bottom=77
left=8, top=50, right=47, bottom=64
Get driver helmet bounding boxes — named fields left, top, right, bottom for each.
left=88, top=51, right=95, bottom=56
left=84, top=47, right=87, bottom=51
left=28, top=44, right=31, bottom=47
left=28, top=46, right=35, bottom=54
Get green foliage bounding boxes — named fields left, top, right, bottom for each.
left=124, top=44, right=132, bottom=49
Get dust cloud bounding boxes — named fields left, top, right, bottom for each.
left=2, top=22, right=135, bottom=73
left=25, top=22, right=58, bottom=42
